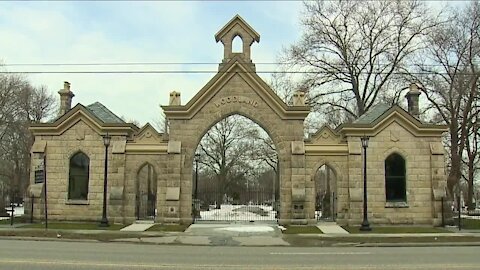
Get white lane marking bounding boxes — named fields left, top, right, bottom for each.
left=270, top=252, right=372, bottom=255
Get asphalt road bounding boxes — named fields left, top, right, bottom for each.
left=0, top=239, right=478, bottom=270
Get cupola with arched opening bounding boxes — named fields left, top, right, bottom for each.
left=215, top=15, right=260, bottom=66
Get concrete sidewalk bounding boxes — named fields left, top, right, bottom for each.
left=2, top=223, right=480, bottom=247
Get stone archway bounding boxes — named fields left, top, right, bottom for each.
left=192, top=114, right=279, bottom=222
left=161, top=15, right=310, bottom=225
left=313, top=164, right=337, bottom=221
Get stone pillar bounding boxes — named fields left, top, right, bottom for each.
left=406, top=83, right=421, bottom=119
left=347, top=139, right=363, bottom=225
left=161, top=141, right=183, bottom=223
left=430, top=142, right=447, bottom=226
left=58, top=81, right=75, bottom=116
left=290, top=141, right=307, bottom=225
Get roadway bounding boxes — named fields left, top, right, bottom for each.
left=0, top=239, right=478, bottom=270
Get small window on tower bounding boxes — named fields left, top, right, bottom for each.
left=232, top=35, right=243, bottom=53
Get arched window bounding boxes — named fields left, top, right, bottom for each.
left=68, top=152, right=90, bottom=200
left=232, top=35, right=243, bottom=53
left=136, top=163, right=157, bottom=219
left=385, top=153, right=406, bottom=202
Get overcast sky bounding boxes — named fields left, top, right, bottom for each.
left=0, top=1, right=466, bottom=127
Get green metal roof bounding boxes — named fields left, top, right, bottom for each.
left=86, top=102, right=125, bottom=124
left=353, top=103, right=391, bottom=124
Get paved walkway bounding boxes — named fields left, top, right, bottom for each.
left=175, top=223, right=289, bottom=246
left=316, top=222, right=349, bottom=234
left=111, top=223, right=289, bottom=246
left=120, top=223, right=154, bottom=232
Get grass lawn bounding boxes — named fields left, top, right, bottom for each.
left=0, top=216, right=28, bottom=225
left=22, top=222, right=125, bottom=230
left=146, top=224, right=188, bottom=232
left=342, top=226, right=450, bottom=234
left=0, top=219, right=13, bottom=225
left=282, top=225, right=322, bottom=234
left=460, top=219, right=480, bottom=229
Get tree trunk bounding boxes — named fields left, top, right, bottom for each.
left=467, top=160, right=475, bottom=211
left=0, top=190, right=7, bottom=217
left=447, top=125, right=461, bottom=199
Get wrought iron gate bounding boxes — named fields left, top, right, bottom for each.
left=193, top=188, right=277, bottom=222
left=315, top=191, right=336, bottom=221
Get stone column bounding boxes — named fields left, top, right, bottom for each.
left=162, top=141, right=182, bottom=223
left=290, top=141, right=308, bottom=225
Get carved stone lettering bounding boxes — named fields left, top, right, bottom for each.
left=214, top=96, right=258, bottom=108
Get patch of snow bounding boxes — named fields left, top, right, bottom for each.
left=199, top=204, right=276, bottom=221
left=1, top=206, right=24, bottom=220
left=278, top=225, right=287, bottom=231
left=216, top=225, right=274, bottom=232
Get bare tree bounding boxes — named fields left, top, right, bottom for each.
left=411, top=1, right=480, bottom=200
left=463, top=111, right=480, bottom=209
left=0, top=72, right=55, bottom=215
left=196, top=115, right=276, bottom=207
left=283, top=0, right=440, bottom=123
left=269, top=72, right=297, bottom=105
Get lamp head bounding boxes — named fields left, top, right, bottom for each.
left=103, top=133, right=112, bottom=147
left=360, top=136, right=369, bottom=148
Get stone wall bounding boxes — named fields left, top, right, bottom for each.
left=29, top=121, right=127, bottom=223
left=345, top=122, right=445, bottom=225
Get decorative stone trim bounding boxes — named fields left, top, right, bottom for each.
left=66, top=200, right=89, bottom=205
left=166, top=187, right=180, bottom=201
left=291, top=141, right=305, bottom=155
left=167, top=141, right=181, bottom=154
left=385, top=201, right=409, bottom=208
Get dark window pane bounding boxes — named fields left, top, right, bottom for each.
left=68, top=152, right=89, bottom=200
left=385, top=154, right=406, bottom=202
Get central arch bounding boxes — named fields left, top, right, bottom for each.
left=191, top=114, right=279, bottom=222
left=163, top=28, right=310, bottom=224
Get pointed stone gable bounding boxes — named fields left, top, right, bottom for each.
left=133, top=123, right=163, bottom=144
left=162, top=55, right=309, bottom=120
left=309, top=125, right=342, bottom=145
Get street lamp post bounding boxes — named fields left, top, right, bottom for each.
left=194, top=153, right=200, bottom=200
left=194, top=153, right=200, bottom=219
left=100, top=133, right=111, bottom=227
left=360, top=136, right=372, bottom=231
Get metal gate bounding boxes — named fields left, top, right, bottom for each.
left=315, top=191, right=336, bottom=221
left=193, top=188, right=277, bottom=222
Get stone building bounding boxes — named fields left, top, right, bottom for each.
left=27, top=16, right=448, bottom=226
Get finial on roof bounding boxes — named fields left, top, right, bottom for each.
left=169, top=91, right=181, bottom=106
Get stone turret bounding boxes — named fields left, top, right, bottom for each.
left=58, top=81, right=74, bottom=116
left=215, top=15, right=260, bottom=69
left=405, top=83, right=421, bottom=119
